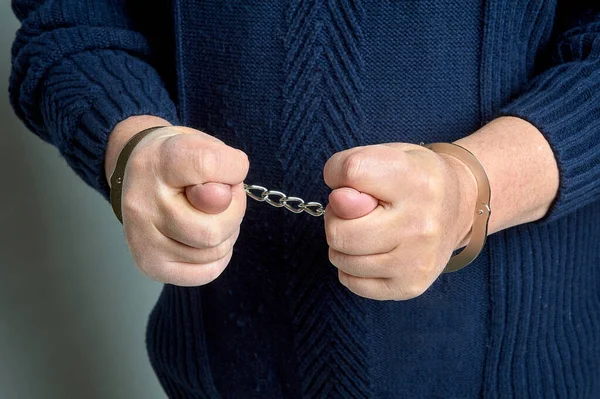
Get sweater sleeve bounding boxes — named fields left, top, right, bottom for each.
left=499, top=5, right=600, bottom=224
left=9, top=0, right=180, bottom=199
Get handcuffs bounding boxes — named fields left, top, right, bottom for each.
left=110, top=127, right=491, bottom=272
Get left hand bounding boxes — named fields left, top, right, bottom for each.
left=323, top=143, right=477, bottom=300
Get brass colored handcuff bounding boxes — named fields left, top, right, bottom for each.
left=110, top=127, right=491, bottom=272
left=423, top=143, right=491, bottom=272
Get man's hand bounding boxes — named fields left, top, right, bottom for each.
left=323, top=143, right=477, bottom=300
left=323, top=117, right=560, bottom=301
left=106, top=116, right=249, bottom=286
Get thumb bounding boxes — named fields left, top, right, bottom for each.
left=185, top=182, right=233, bottom=214
left=328, top=187, right=379, bottom=219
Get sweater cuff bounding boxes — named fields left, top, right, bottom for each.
left=40, top=49, right=179, bottom=200
left=499, top=60, right=600, bottom=224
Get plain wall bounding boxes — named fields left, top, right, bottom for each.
left=1, top=6, right=166, bottom=399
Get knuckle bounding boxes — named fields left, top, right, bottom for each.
left=328, top=247, right=343, bottom=268
left=326, top=222, right=346, bottom=252
left=399, top=283, right=428, bottom=300
left=337, top=270, right=350, bottom=288
left=342, top=152, right=366, bottom=183
left=216, top=240, right=233, bottom=260
left=148, top=254, right=231, bottom=286
left=206, top=237, right=233, bottom=262
left=195, top=146, right=220, bottom=176
left=411, top=256, right=440, bottom=281
left=237, top=150, right=250, bottom=175
left=378, top=279, right=401, bottom=300
left=159, top=134, right=183, bottom=169
left=420, top=171, right=445, bottom=201
left=419, top=217, right=442, bottom=241
left=180, top=254, right=232, bottom=286
left=121, top=192, right=146, bottom=222
left=323, top=157, right=335, bottom=186
left=204, top=256, right=231, bottom=283
left=197, top=223, right=227, bottom=248
left=390, top=276, right=430, bottom=300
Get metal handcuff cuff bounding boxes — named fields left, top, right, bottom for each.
left=110, top=127, right=491, bottom=273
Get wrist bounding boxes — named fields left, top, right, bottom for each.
left=440, top=153, right=479, bottom=249
left=455, top=117, right=559, bottom=233
left=105, top=115, right=173, bottom=186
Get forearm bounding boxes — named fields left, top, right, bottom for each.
left=454, top=116, right=559, bottom=235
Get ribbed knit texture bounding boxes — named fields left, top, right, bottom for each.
left=146, top=285, right=221, bottom=398
left=499, top=12, right=600, bottom=223
left=479, top=1, right=600, bottom=397
left=10, top=0, right=600, bottom=398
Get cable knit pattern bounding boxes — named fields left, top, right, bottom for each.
left=281, top=0, right=364, bottom=196
left=10, top=0, right=600, bottom=397
left=281, top=1, right=371, bottom=397
left=284, top=233, right=372, bottom=398
left=10, top=0, right=179, bottom=198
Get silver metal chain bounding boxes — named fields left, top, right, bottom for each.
left=243, top=184, right=326, bottom=217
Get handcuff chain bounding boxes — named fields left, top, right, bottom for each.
left=243, top=184, right=326, bottom=217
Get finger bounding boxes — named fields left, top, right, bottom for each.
left=324, top=204, right=399, bottom=255
left=147, top=251, right=234, bottom=287
left=186, top=182, right=233, bottom=214
left=323, top=145, right=411, bottom=202
left=157, top=226, right=240, bottom=264
left=329, top=247, right=396, bottom=278
left=157, top=189, right=246, bottom=249
left=337, top=270, right=399, bottom=300
left=328, top=187, right=379, bottom=219
left=159, top=134, right=249, bottom=187
left=338, top=270, right=430, bottom=301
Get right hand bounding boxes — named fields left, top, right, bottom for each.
left=107, top=120, right=249, bottom=286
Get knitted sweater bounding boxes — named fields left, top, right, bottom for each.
left=10, top=0, right=600, bottom=397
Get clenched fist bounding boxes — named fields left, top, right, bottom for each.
left=106, top=118, right=249, bottom=286
left=323, top=143, right=477, bottom=301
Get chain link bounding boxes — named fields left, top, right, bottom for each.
left=243, top=184, right=326, bottom=217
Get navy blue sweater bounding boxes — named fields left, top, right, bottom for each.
left=10, top=0, right=600, bottom=397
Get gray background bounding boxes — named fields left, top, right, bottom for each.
left=1, top=6, right=166, bottom=399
